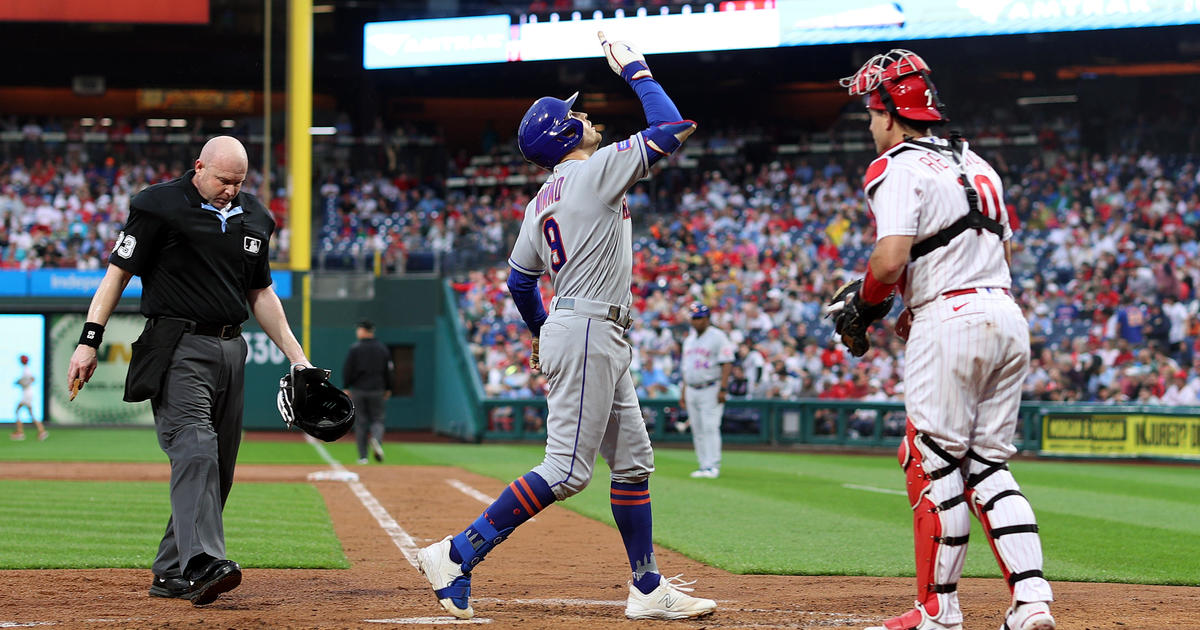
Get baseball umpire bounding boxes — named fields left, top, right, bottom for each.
left=680, top=303, right=734, bottom=479
left=828, top=50, right=1055, bottom=630
left=417, top=33, right=715, bottom=621
left=66, top=136, right=316, bottom=607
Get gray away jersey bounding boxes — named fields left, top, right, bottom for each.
left=508, top=132, right=650, bottom=307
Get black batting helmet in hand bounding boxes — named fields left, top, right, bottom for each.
left=277, top=366, right=355, bottom=442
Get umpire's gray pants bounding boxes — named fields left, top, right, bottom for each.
left=352, top=389, right=387, bottom=459
left=150, top=333, right=247, bottom=579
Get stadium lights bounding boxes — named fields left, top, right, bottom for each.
left=312, top=4, right=334, bottom=13
left=169, top=119, right=187, bottom=128
left=80, top=118, right=95, bottom=127
left=309, top=126, right=337, bottom=135
left=220, top=119, right=236, bottom=128
left=147, top=119, right=168, bottom=128
left=1016, top=95, right=1079, bottom=106
left=100, top=117, right=112, bottom=127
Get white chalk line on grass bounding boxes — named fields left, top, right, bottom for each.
left=842, top=483, right=906, bottom=496
left=304, top=435, right=421, bottom=569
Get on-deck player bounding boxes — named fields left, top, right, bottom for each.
left=679, top=303, right=734, bottom=479
left=416, top=33, right=714, bottom=621
left=832, top=50, right=1056, bottom=630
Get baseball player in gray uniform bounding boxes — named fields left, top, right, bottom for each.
left=680, top=303, right=734, bottom=479
left=417, top=33, right=715, bottom=622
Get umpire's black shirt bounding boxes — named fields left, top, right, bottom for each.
left=109, top=169, right=274, bottom=325
left=343, top=338, right=393, bottom=392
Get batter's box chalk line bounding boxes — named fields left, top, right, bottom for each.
left=364, top=618, right=492, bottom=625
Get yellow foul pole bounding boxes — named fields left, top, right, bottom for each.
left=287, top=0, right=313, bottom=353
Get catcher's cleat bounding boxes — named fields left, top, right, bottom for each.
left=188, top=559, right=242, bottom=607
left=149, top=575, right=193, bottom=599
left=625, top=574, right=716, bottom=620
left=370, top=436, right=385, bottom=463
left=418, top=536, right=473, bottom=619
left=865, top=603, right=961, bottom=630
left=1001, top=601, right=1055, bottom=630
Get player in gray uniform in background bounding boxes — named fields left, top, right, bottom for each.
left=416, top=33, right=715, bottom=622
left=680, top=303, right=734, bottom=479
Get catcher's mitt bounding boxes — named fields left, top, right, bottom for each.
left=277, top=366, right=355, bottom=442
left=824, top=279, right=895, bottom=357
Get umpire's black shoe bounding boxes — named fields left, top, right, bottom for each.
left=188, top=559, right=242, bottom=606
left=149, top=575, right=192, bottom=599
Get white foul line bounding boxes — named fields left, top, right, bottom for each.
left=842, top=483, right=906, bottom=496
left=364, top=618, right=492, bottom=625
left=305, top=435, right=422, bottom=568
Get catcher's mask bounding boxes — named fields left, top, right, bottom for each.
left=840, top=49, right=946, bottom=122
left=277, top=367, right=355, bottom=442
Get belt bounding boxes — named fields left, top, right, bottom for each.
left=686, top=379, right=720, bottom=389
left=178, top=320, right=243, bottom=339
left=943, top=287, right=1010, bottom=298
left=551, top=296, right=633, bottom=329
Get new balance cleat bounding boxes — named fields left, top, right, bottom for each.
left=417, top=536, right=473, bottom=619
left=625, top=574, right=716, bottom=620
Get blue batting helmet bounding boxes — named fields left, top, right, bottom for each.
left=518, top=92, right=584, bottom=169
left=690, top=302, right=711, bottom=319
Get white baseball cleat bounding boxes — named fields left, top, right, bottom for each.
left=625, top=574, right=716, bottom=620
left=1001, top=601, right=1055, bottom=630
left=417, top=536, right=473, bottom=619
left=689, top=468, right=719, bottom=479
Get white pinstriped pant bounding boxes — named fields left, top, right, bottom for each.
left=905, top=290, right=1029, bottom=461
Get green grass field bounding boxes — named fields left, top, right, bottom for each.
left=2, top=428, right=1197, bottom=585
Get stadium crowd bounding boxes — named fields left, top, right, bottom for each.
left=5, top=112, right=1200, bottom=409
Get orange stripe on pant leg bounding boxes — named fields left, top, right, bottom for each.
left=509, top=482, right=535, bottom=515
left=610, top=498, right=652, bottom=506
left=516, top=476, right=544, bottom=511
left=610, top=488, right=650, bottom=496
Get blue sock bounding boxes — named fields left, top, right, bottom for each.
left=448, top=471, right=555, bottom=572
left=611, top=479, right=660, bottom=594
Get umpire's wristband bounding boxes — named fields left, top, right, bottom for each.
left=78, top=322, right=105, bottom=348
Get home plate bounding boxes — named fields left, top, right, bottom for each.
left=364, top=617, right=491, bottom=625
left=307, top=470, right=360, bottom=482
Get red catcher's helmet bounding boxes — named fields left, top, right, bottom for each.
left=839, top=49, right=946, bottom=122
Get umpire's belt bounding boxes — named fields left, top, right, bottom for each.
left=156, top=318, right=243, bottom=340
left=686, top=379, right=720, bottom=389
left=551, top=296, right=633, bottom=329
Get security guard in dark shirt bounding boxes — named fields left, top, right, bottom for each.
left=67, top=136, right=314, bottom=607
left=343, top=319, right=394, bottom=464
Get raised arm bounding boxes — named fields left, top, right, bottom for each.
left=598, top=32, right=696, bottom=164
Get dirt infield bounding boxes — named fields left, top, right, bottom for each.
left=2, top=461, right=1197, bottom=629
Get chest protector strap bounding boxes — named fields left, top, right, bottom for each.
left=904, top=133, right=1004, bottom=261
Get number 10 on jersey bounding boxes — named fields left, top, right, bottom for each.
left=543, top=218, right=568, bottom=272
